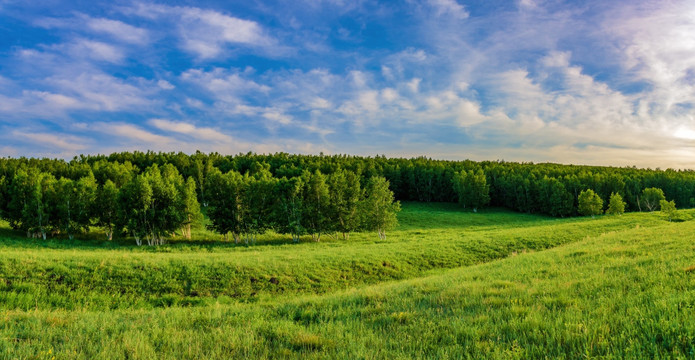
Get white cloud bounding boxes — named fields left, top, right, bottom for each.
left=181, top=68, right=270, bottom=102
left=262, top=111, right=293, bottom=125
left=0, top=63, right=159, bottom=120
left=0, top=94, right=22, bottom=112
left=541, top=51, right=571, bottom=68
left=381, top=88, right=398, bottom=102
left=85, top=17, right=149, bottom=45
left=518, top=0, right=539, bottom=9
left=34, top=14, right=149, bottom=48
left=157, top=80, right=175, bottom=90
left=428, top=0, right=469, bottom=19
left=92, top=121, right=310, bottom=155
left=407, top=78, right=421, bottom=93
left=308, top=97, right=332, bottom=109
left=350, top=70, right=368, bottom=88
left=23, top=38, right=126, bottom=65
left=28, top=91, right=82, bottom=109
left=71, top=39, right=125, bottom=63
left=127, top=3, right=278, bottom=59
left=674, top=126, right=695, bottom=140
left=12, top=131, right=88, bottom=152
left=605, top=1, right=695, bottom=116
left=357, top=90, right=380, bottom=112
left=46, top=72, right=152, bottom=111
left=456, top=99, right=487, bottom=126
left=0, top=146, right=19, bottom=157
left=94, top=122, right=172, bottom=146
left=149, top=119, right=232, bottom=142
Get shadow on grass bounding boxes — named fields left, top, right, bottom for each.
left=0, top=226, right=332, bottom=251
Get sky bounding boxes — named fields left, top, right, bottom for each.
left=0, top=0, right=694, bottom=168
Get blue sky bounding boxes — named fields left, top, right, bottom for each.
left=1, top=0, right=694, bottom=168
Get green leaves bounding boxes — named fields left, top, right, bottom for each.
left=452, top=169, right=490, bottom=212
left=302, top=170, right=331, bottom=242
left=641, top=187, right=665, bottom=212
left=606, top=192, right=626, bottom=215
left=659, top=199, right=677, bottom=221
left=578, top=189, right=603, bottom=218
left=361, top=176, right=401, bottom=240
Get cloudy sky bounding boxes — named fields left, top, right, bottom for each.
left=0, top=0, right=694, bottom=168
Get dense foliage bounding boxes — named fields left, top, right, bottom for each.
left=1, top=150, right=694, bottom=242
left=606, top=192, right=626, bottom=215
left=577, top=189, right=603, bottom=217
left=0, top=154, right=402, bottom=243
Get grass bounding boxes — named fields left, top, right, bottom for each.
left=0, top=203, right=668, bottom=311
left=1, top=203, right=693, bottom=358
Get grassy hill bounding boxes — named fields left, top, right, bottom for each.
left=1, top=203, right=693, bottom=358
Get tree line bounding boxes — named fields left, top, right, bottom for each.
left=0, top=151, right=695, bottom=229
left=87, top=151, right=695, bottom=214
left=0, top=159, right=400, bottom=244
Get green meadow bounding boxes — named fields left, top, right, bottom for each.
left=1, top=202, right=694, bottom=359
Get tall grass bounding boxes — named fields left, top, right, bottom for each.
left=1, top=203, right=692, bottom=358
left=0, top=204, right=669, bottom=311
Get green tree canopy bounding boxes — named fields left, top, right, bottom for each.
left=640, top=187, right=665, bottom=212
left=180, top=176, right=203, bottom=239
left=242, top=169, right=277, bottom=244
left=8, top=168, right=52, bottom=238
left=660, top=199, right=677, bottom=221
left=327, top=169, right=362, bottom=240
left=452, top=169, right=490, bottom=212
left=118, top=172, right=153, bottom=246
left=361, top=176, right=401, bottom=240
left=302, top=170, right=331, bottom=242
left=578, top=189, right=603, bottom=218
left=272, top=176, right=305, bottom=243
left=205, top=169, right=245, bottom=243
left=118, top=164, right=187, bottom=246
left=96, top=180, right=119, bottom=240
left=606, top=192, right=625, bottom=215
left=54, top=174, right=97, bottom=239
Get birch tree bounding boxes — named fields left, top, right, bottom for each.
left=272, top=176, right=305, bottom=243
left=180, top=176, right=203, bottom=239
left=302, top=170, right=330, bottom=242
left=242, top=169, right=277, bottom=244
left=640, top=187, right=665, bottom=212
left=327, top=169, right=362, bottom=240
left=206, top=169, right=245, bottom=243
left=96, top=180, right=119, bottom=240
left=8, top=168, right=51, bottom=239
left=361, top=176, right=400, bottom=240
left=118, top=174, right=153, bottom=246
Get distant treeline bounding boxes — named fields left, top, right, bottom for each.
left=0, top=151, right=693, bottom=241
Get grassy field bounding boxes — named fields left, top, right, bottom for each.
left=1, top=203, right=693, bottom=358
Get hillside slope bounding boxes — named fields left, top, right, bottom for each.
left=0, top=204, right=668, bottom=311
left=3, top=210, right=694, bottom=358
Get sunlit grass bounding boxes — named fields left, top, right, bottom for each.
left=1, top=204, right=693, bottom=358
